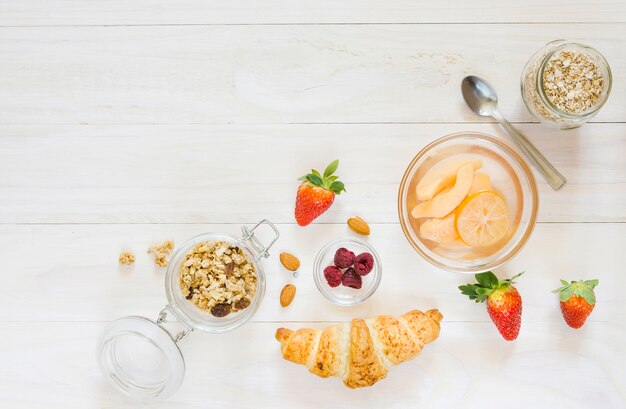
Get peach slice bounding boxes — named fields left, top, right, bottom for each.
left=416, top=159, right=482, bottom=201
left=468, top=172, right=491, bottom=195
left=420, top=212, right=458, bottom=244
left=412, top=162, right=474, bottom=219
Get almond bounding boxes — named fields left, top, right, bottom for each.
left=347, top=216, right=370, bottom=235
left=280, top=284, right=296, bottom=307
left=280, top=252, right=300, bottom=271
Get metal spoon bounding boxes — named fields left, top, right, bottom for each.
left=461, top=75, right=566, bottom=191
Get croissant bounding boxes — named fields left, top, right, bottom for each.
left=275, top=309, right=442, bottom=388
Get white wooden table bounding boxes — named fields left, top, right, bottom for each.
left=1, top=1, right=625, bottom=408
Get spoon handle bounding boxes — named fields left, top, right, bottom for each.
left=492, top=111, right=566, bottom=191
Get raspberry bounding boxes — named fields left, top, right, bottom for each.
left=342, top=267, right=362, bottom=289
left=354, top=252, right=374, bottom=276
left=323, top=266, right=343, bottom=288
left=334, top=247, right=355, bottom=268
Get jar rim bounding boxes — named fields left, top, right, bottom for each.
left=164, top=230, right=267, bottom=333
left=536, top=42, right=612, bottom=119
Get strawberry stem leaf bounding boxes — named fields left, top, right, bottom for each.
left=324, top=160, right=339, bottom=178
left=298, top=159, right=345, bottom=194
left=306, top=174, right=323, bottom=186
left=553, top=279, right=598, bottom=304
left=476, top=272, right=498, bottom=288
left=329, top=181, right=345, bottom=194
left=459, top=271, right=523, bottom=303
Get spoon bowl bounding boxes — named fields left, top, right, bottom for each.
left=461, top=76, right=498, bottom=117
left=460, top=75, right=566, bottom=191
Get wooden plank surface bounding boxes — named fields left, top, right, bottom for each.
left=1, top=124, right=624, bottom=223
left=1, top=321, right=624, bottom=409
left=1, top=1, right=625, bottom=408
left=0, top=24, right=624, bottom=125
left=0, top=1, right=625, bottom=25
left=1, top=223, right=623, bottom=324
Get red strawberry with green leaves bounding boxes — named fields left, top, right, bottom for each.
left=552, top=279, right=598, bottom=329
left=459, top=271, right=523, bottom=341
left=294, top=160, right=345, bottom=226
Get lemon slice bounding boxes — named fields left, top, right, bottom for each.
left=455, top=191, right=509, bottom=248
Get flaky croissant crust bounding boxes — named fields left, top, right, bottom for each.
left=275, top=309, right=442, bottom=388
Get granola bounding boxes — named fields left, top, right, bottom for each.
left=118, top=251, right=135, bottom=265
left=147, top=240, right=175, bottom=267
left=178, top=241, right=256, bottom=317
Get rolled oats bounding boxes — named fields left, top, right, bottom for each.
left=178, top=241, right=256, bottom=317
left=542, top=50, right=603, bottom=114
left=521, top=42, right=609, bottom=129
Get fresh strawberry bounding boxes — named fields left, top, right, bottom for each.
left=552, top=279, right=598, bottom=329
left=459, top=271, right=523, bottom=341
left=294, top=160, right=345, bottom=226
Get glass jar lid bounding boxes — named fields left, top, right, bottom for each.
left=97, top=316, right=185, bottom=402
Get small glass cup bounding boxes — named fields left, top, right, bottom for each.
left=313, top=238, right=382, bottom=306
left=521, top=40, right=612, bottom=129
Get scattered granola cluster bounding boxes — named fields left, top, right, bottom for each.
left=148, top=240, right=175, bottom=267
left=178, top=241, right=256, bottom=317
left=542, top=50, right=604, bottom=114
left=118, top=251, right=135, bottom=265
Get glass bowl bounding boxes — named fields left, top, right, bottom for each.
left=398, top=132, right=538, bottom=273
left=313, top=238, right=382, bottom=306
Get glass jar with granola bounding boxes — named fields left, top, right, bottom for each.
left=97, top=220, right=280, bottom=402
left=521, top=40, right=612, bottom=129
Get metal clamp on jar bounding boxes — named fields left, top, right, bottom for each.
left=96, top=220, right=279, bottom=402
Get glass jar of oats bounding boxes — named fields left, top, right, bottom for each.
left=521, top=40, right=612, bottom=129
